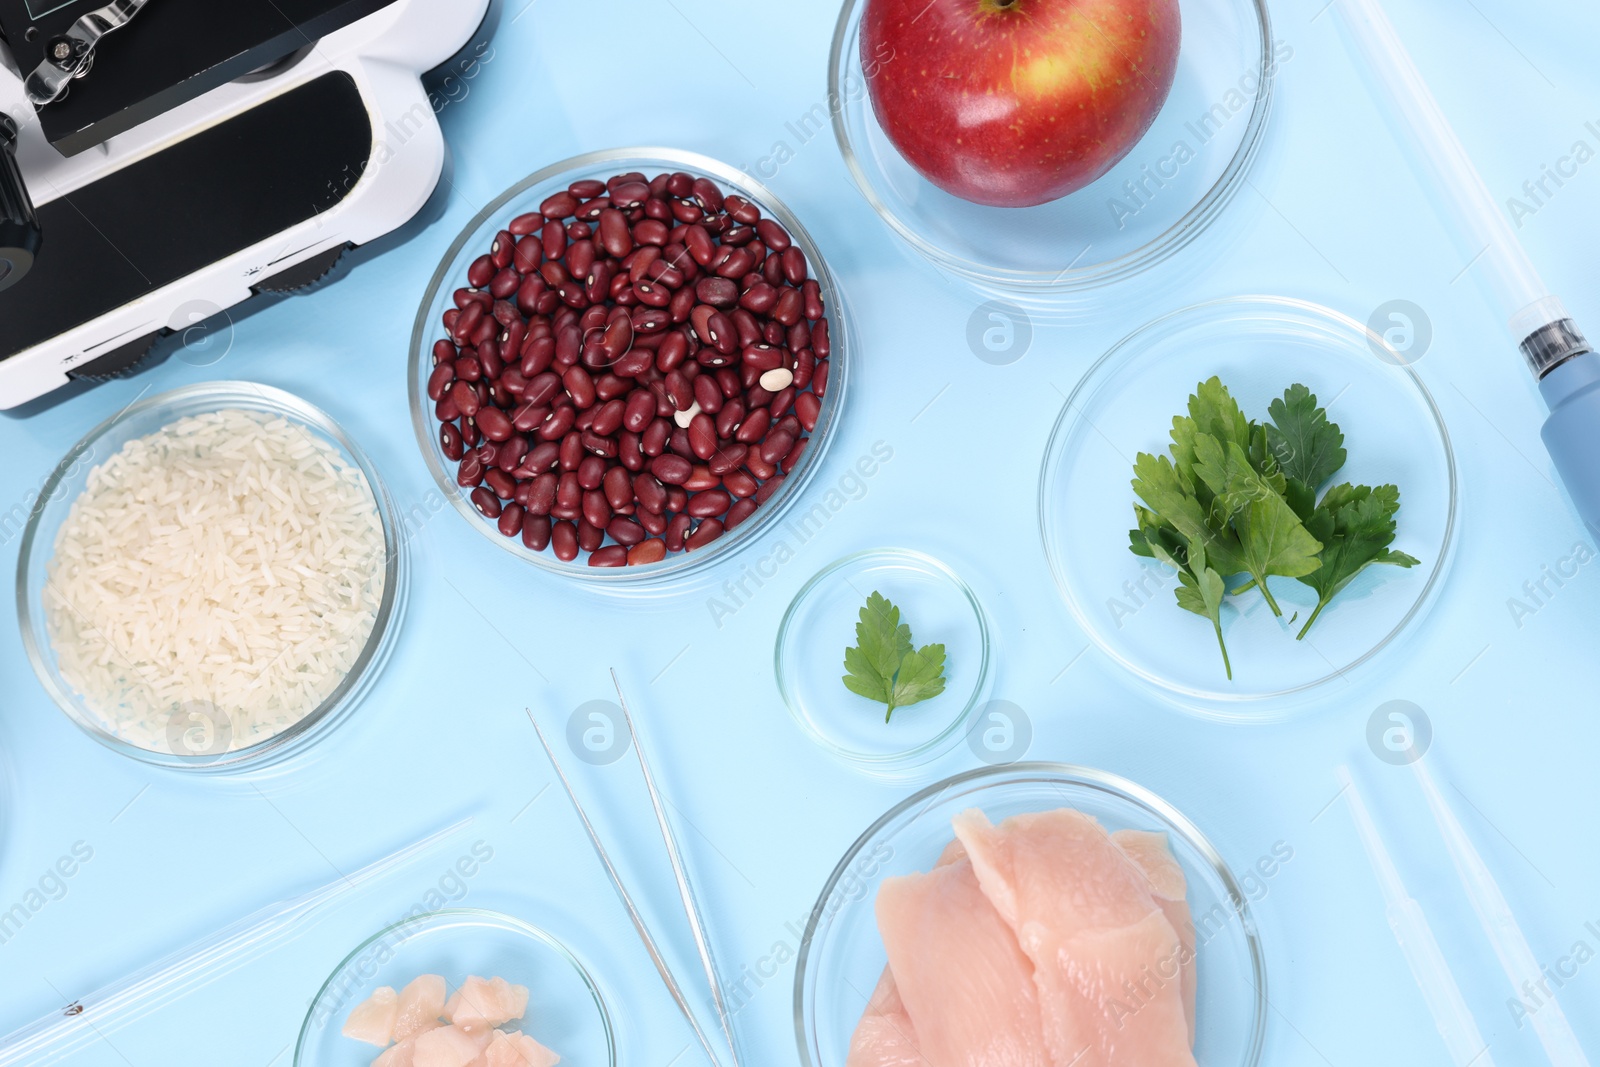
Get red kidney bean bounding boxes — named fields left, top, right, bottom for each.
left=782, top=436, right=808, bottom=474
left=692, top=374, right=724, bottom=415
left=604, top=515, right=646, bottom=546
left=813, top=358, right=830, bottom=398
left=722, top=469, right=758, bottom=498
left=659, top=514, right=687, bottom=552
left=652, top=454, right=692, bottom=485
left=498, top=503, right=525, bottom=537
left=742, top=344, right=784, bottom=372
left=591, top=398, right=626, bottom=436
left=576, top=519, right=605, bottom=552
left=685, top=518, right=724, bottom=550
left=641, top=417, right=671, bottom=456
left=526, top=472, right=558, bottom=515
left=755, top=475, right=785, bottom=504
left=439, top=422, right=465, bottom=462
left=628, top=539, right=667, bottom=565
left=486, top=469, right=517, bottom=501
left=584, top=544, right=625, bottom=567
left=601, top=466, right=631, bottom=511
left=622, top=390, right=655, bottom=432
left=708, top=442, right=747, bottom=476
left=688, top=413, right=717, bottom=460
left=577, top=454, right=607, bottom=491
left=522, top=514, right=552, bottom=551
left=582, top=489, right=611, bottom=530
left=510, top=212, right=544, bottom=236
left=696, top=277, right=738, bottom=308
left=683, top=466, right=720, bottom=492
left=477, top=406, right=513, bottom=442
left=735, top=407, right=770, bottom=444
left=541, top=191, right=578, bottom=218
left=467, top=255, right=495, bottom=289
left=551, top=521, right=579, bottom=561
left=471, top=487, right=503, bottom=518
left=745, top=451, right=777, bottom=480
left=540, top=405, right=576, bottom=441
left=687, top=489, right=731, bottom=518
left=428, top=362, right=455, bottom=401
left=457, top=453, right=484, bottom=488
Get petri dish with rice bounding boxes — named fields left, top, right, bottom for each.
left=17, top=382, right=408, bottom=772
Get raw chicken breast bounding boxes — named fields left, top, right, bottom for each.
left=395, top=974, right=449, bottom=1041
left=483, top=1029, right=562, bottom=1067
left=414, top=1023, right=493, bottom=1067
left=343, top=986, right=399, bottom=1047
left=1112, top=829, right=1196, bottom=1042
left=846, top=968, right=923, bottom=1067
left=446, top=976, right=530, bottom=1032
left=874, top=854, right=1052, bottom=1066
left=953, top=809, right=1196, bottom=1067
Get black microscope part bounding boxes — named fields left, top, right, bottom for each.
left=0, top=0, right=398, bottom=154
left=0, top=113, right=43, bottom=295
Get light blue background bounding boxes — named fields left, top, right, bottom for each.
left=2, top=0, right=1599, bottom=1063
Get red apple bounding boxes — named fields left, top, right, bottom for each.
left=862, top=0, right=1181, bottom=208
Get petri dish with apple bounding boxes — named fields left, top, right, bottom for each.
left=828, top=0, right=1275, bottom=292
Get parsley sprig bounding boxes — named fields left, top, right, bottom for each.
left=842, top=591, right=947, bottom=722
left=1130, top=378, right=1419, bottom=678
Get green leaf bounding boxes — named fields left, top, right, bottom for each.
left=1172, top=545, right=1232, bottom=679
left=1266, top=384, right=1348, bottom=491
left=1213, top=441, right=1324, bottom=616
left=842, top=592, right=948, bottom=722
left=1132, top=450, right=1244, bottom=575
left=1295, top=484, right=1420, bottom=638
left=889, top=644, right=947, bottom=720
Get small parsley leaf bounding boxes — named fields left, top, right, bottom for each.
left=842, top=592, right=949, bottom=722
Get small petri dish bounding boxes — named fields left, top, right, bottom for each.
left=410, top=148, right=850, bottom=585
left=1039, top=296, right=1456, bottom=715
left=16, top=382, right=409, bottom=772
left=828, top=0, right=1274, bottom=291
left=795, top=762, right=1267, bottom=1067
left=296, top=909, right=615, bottom=1067
left=776, top=549, right=991, bottom=779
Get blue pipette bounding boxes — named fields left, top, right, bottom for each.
left=1336, top=0, right=1600, bottom=532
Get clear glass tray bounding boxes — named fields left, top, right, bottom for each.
left=828, top=0, right=1274, bottom=291
left=1039, top=296, right=1457, bottom=715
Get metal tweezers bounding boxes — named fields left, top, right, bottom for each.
left=26, top=0, right=152, bottom=106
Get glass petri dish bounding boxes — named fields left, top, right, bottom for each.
left=16, top=382, right=409, bottom=772
left=1039, top=296, right=1456, bottom=715
left=296, top=909, right=614, bottom=1067
left=828, top=0, right=1274, bottom=291
left=410, top=148, right=850, bottom=585
left=775, top=549, right=991, bottom=780
left=795, top=762, right=1267, bottom=1066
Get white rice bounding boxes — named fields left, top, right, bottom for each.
left=44, top=409, right=388, bottom=754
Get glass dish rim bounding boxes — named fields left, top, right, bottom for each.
left=15, top=380, right=409, bottom=772
left=773, top=547, right=993, bottom=773
left=1037, top=294, right=1459, bottom=712
left=292, top=906, right=616, bottom=1067
left=408, top=146, right=851, bottom=585
left=826, top=0, right=1275, bottom=291
left=791, top=760, right=1269, bottom=1066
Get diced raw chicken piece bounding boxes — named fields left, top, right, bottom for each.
left=845, top=968, right=923, bottom=1067
left=413, top=1023, right=493, bottom=1067
left=873, top=854, right=1052, bottom=1066
left=953, top=809, right=1196, bottom=1067
left=373, top=1034, right=417, bottom=1067
left=395, top=974, right=449, bottom=1041
left=445, top=976, right=530, bottom=1032
left=1112, top=829, right=1196, bottom=1043
left=483, top=1029, right=561, bottom=1067
left=343, top=986, right=399, bottom=1047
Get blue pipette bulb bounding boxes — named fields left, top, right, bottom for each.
left=1525, top=320, right=1600, bottom=533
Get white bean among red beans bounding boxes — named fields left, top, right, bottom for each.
left=428, top=170, right=832, bottom=567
